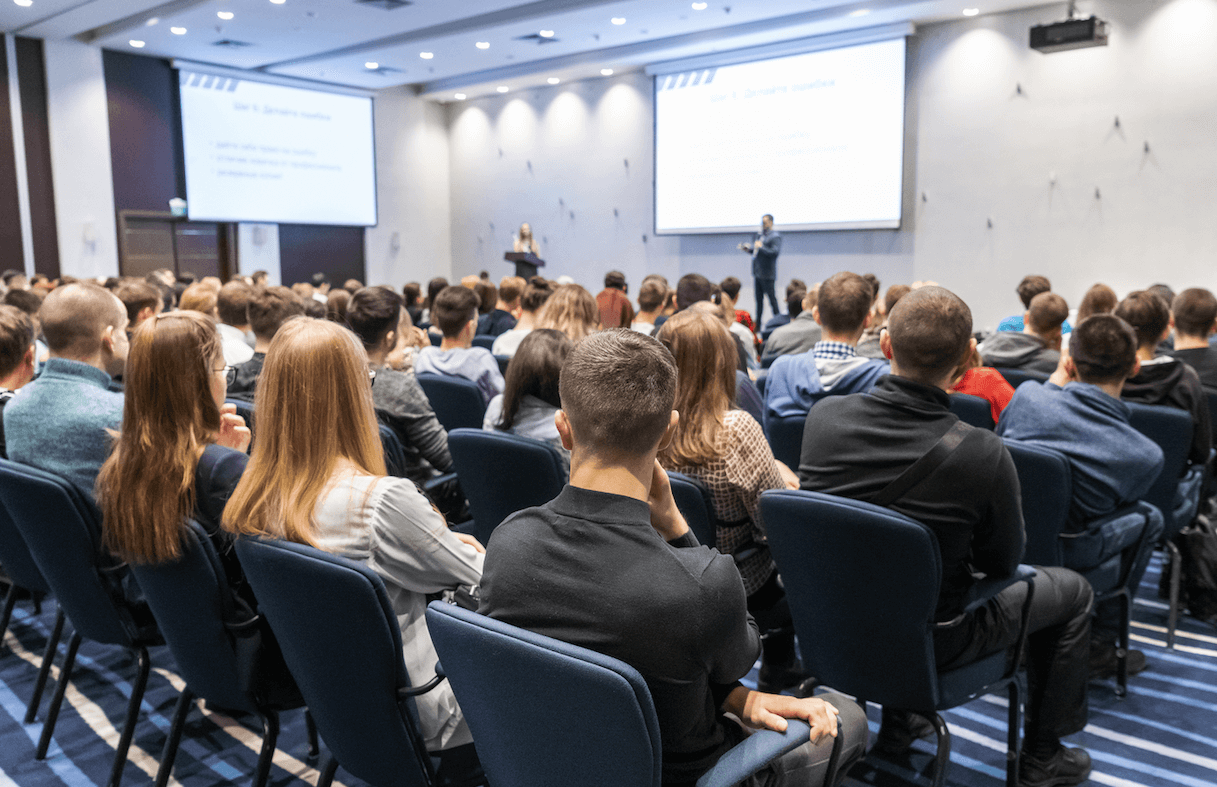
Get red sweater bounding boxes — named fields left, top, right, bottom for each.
left=950, top=367, right=1015, bottom=425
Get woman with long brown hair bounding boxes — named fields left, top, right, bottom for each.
left=222, top=318, right=484, bottom=764
left=655, top=310, right=803, bottom=693
left=535, top=283, right=600, bottom=342
left=483, top=329, right=572, bottom=470
left=96, top=311, right=251, bottom=569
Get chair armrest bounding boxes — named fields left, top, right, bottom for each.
left=397, top=662, right=447, bottom=699
left=696, top=720, right=811, bottom=787
left=422, top=472, right=458, bottom=494
left=960, top=564, right=1036, bottom=616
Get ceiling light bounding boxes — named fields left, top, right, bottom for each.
left=365, top=62, right=379, bottom=69
left=539, top=29, right=555, bottom=38
left=547, top=77, right=560, bottom=84
left=420, top=52, right=433, bottom=59
left=170, top=27, right=187, bottom=34
left=849, top=8, right=870, bottom=16
left=14, top=0, right=33, bottom=7
left=217, top=11, right=234, bottom=20
left=962, top=7, right=980, bottom=15
left=611, top=17, right=626, bottom=25
left=497, top=86, right=509, bottom=93
left=601, top=68, right=614, bottom=76
left=145, top=17, right=159, bottom=25
left=476, top=41, right=490, bottom=49
left=270, top=0, right=285, bottom=5
left=454, top=93, right=466, bottom=100
left=692, top=2, right=707, bottom=9
left=129, top=40, right=146, bottom=48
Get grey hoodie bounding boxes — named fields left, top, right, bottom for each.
left=979, top=332, right=1059, bottom=374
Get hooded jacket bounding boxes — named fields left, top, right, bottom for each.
left=1121, top=357, right=1212, bottom=466
left=979, top=332, right=1060, bottom=375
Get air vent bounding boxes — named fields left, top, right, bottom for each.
left=213, top=39, right=253, bottom=48
left=515, top=33, right=560, bottom=44
left=355, top=0, right=412, bottom=9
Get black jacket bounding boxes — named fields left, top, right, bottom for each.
left=1121, top=357, right=1212, bottom=466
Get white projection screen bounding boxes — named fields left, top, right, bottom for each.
left=654, top=37, right=907, bottom=234
left=180, top=71, right=377, bottom=226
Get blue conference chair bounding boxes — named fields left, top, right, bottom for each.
left=0, top=460, right=163, bottom=787
left=426, top=601, right=811, bottom=787
left=429, top=333, right=443, bottom=347
left=765, top=414, right=805, bottom=470
left=735, top=371, right=765, bottom=426
left=948, top=393, right=994, bottom=430
left=0, top=499, right=66, bottom=725
left=471, top=335, right=495, bottom=351
left=994, top=367, right=1049, bottom=389
left=447, top=429, right=566, bottom=545
left=761, top=489, right=1035, bottom=787
left=494, top=355, right=511, bottom=377
left=667, top=472, right=716, bottom=549
left=129, top=521, right=314, bottom=787
left=1127, top=401, right=1204, bottom=648
left=234, top=535, right=456, bottom=787
left=1004, top=439, right=1162, bottom=695
left=417, top=374, right=487, bottom=433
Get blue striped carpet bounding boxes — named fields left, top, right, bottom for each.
left=1, top=551, right=1214, bottom=787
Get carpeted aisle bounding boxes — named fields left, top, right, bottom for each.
left=1, top=551, right=1214, bottom=787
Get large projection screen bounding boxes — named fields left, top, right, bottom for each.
left=654, top=37, right=906, bottom=234
left=180, top=71, right=377, bottom=226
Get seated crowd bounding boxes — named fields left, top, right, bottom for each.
left=1, top=262, right=1215, bottom=787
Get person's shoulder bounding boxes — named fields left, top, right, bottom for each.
left=724, top=407, right=764, bottom=438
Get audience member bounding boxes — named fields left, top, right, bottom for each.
left=801, top=287, right=1094, bottom=783
left=4, top=283, right=128, bottom=495
left=403, top=282, right=424, bottom=325
left=477, top=276, right=523, bottom=337
left=3, top=289, right=46, bottom=371
left=415, top=285, right=505, bottom=404
left=473, top=280, right=497, bottom=319
left=1168, top=287, right=1217, bottom=390
left=760, top=284, right=821, bottom=365
left=310, top=273, right=331, bottom=302
left=1115, top=290, right=1211, bottom=464
left=483, top=329, right=572, bottom=473
left=856, top=284, right=908, bottom=360
left=948, top=346, right=1016, bottom=424
left=326, top=288, right=351, bottom=323
left=222, top=318, right=484, bottom=772
left=764, top=271, right=889, bottom=427
left=422, top=277, right=449, bottom=326
left=1077, top=283, right=1118, bottom=322
left=595, top=270, right=635, bottom=329
left=115, top=279, right=163, bottom=337
left=997, top=275, right=1072, bottom=334
left=179, top=282, right=219, bottom=318
left=760, top=279, right=808, bottom=337
left=997, top=314, right=1166, bottom=678
left=980, top=292, right=1068, bottom=375
left=290, top=282, right=314, bottom=303
left=227, top=286, right=306, bottom=402
left=0, top=306, right=36, bottom=459
left=491, top=277, right=553, bottom=358
left=216, top=281, right=256, bottom=365
left=302, top=298, right=327, bottom=320
left=534, top=283, right=601, bottom=343
left=631, top=278, right=666, bottom=334
left=343, top=278, right=364, bottom=294
left=250, top=270, right=269, bottom=287
left=717, top=276, right=759, bottom=359
left=480, top=328, right=867, bottom=787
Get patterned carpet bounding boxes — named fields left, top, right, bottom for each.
left=0, top=551, right=1213, bottom=787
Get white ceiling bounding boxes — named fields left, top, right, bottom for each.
left=2, top=0, right=1068, bottom=99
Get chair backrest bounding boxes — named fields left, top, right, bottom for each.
left=494, top=355, right=511, bottom=377
left=234, top=536, right=433, bottom=787
left=1003, top=440, right=1071, bottom=565
left=416, top=373, right=487, bottom=432
left=1207, top=390, right=1217, bottom=442
left=471, top=335, right=495, bottom=351
left=0, top=459, right=139, bottom=646
left=447, top=429, right=566, bottom=545
left=761, top=489, right=942, bottom=712
left=0, top=498, right=52, bottom=597
left=378, top=423, right=409, bottom=479
left=426, top=602, right=662, bottom=787
left=948, top=393, right=994, bottom=430
left=1127, top=402, right=1194, bottom=535
left=994, top=367, right=1049, bottom=388
left=667, top=472, right=716, bottom=549
left=735, top=371, right=765, bottom=426
left=428, top=332, right=442, bottom=347
left=128, top=522, right=254, bottom=713
left=765, top=414, right=805, bottom=469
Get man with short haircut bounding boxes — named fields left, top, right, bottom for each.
left=761, top=280, right=807, bottom=337
left=718, top=277, right=759, bottom=362
left=492, top=277, right=553, bottom=358
left=227, top=286, right=306, bottom=401
left=216, top=280, right=256, bottom=365
left=764, top=272, right=888, bottom=427
left=1169, top=287, right=1217, bottom=390
left=981, top=292, right=1069, bottom=374
left=4, top=284, right=128, bottom=495
left=0, top=305, right=37, bottom=458
left=997, top=314, right=1166, bottom=679
left=414, top=285, right=504, bottom=404
left=801, top=287, right=1094, bottom=785
left=631, top=278, right=666, bottom=334
left=473, top=281, right=497, bottom=320
left=478, top=276, right=523, bottom=338
left=596, top=271, right=635, bottom=329
left=114, top=279, right=163, bottom=337
left=997, top=275, right=1072, bottom=334
left=1115, top=290, right=1212, bottom=465
left=652, top=273, right=713, bottom=334
left=761, top=284, right=822, bottom=365
left=481, top=329, right=867, bottom=787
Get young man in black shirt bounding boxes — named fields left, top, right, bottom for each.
left=798, top=287, right=1094, bottom=787
left=1169, top=287, right=1217, bottom=390
left=479, top=329, right=867, bottom=787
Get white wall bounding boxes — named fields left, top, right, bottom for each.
left=237, top=222, right=281, bottom=285
left=366, top=84, right=452, bottom=288
left=445, top=0, right=1217, bottom=330
left=42, top=39, right=119, bottom=280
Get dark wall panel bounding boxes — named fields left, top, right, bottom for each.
left=278, top=224, right=365, bottom=288
left=103, top=50, right=185, bottom=212
left=15, top=37, right=58, bottom=278
left=0, top=38, right=24, bottom=272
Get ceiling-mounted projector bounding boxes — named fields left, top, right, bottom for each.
left=1030, top=14, right=1108, bottom=53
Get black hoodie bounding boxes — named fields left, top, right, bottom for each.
left=1121, top=357, right=1212, bottom=465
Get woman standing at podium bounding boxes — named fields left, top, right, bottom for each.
left=513, top=223, right=540, bottom=256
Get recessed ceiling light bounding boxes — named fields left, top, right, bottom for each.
left=170, top=26, right=187, bottom=34
left=547, top=77, right=560, bottom=84
left=611, top=17, right=626, bottom=25
left=497, top=86, right=509, bottom=93
left=454, top=93, right=466, bottom=100
left=539, top=29, right=555, bottom=38
left=145, top=17, right=159, bottom=25
left=420, top=52, right=433, bottom=59
left=962, top=7, right=980, bottom=15
left=270, top=0, right=285, bottom=5
left=14, top=0, right=33, bottom=7
left=476, top=41, right=490, bottom=49
left=217, top=11, right=234, bottom=20
left=692, top=2, right=707, bottom=9
left=849, top=8, right=870, bottom=16
left=365, top=61, right=379, bottom=69
left=601, top=68, right=614, bottom=76
left=129, top=40, right=146, bottom=48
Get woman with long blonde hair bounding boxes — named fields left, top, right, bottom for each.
left=535, top=283, right=600, bottom=342
left=655, top=310, right=803, bottom=693
left=222, top=318, right=484, bottom=764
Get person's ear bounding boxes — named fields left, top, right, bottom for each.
left=100, top=325, right=115, bottom=356
left=863, top=311, right=872, bottom=330
left=656, top=410, right=680, bottom=451
left=383, top=329, right=397, bottom=351
left=555, top=410, right=575, bottom=451
left=137, top=305, right=155, bottom=324
left=879, top=328, right=893, bottom=360
left=1063, top=356, right=1078, bottom=380
left=812, top=306, right=822, bottom=326
left=1130, top=357, right=1142, bottom=378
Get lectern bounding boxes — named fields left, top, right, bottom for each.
left=504, top=252, right=545, bottom=280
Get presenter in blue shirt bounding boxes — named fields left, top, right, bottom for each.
left=740, top=214, right=782, bottom=327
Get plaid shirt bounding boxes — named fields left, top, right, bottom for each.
left=812, top=340, right=857, bottom=362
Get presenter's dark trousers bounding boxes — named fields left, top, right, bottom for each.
left=754, top=277, right=779, bottom=327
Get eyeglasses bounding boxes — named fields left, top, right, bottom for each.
left=218, top=365, right=236, bottom=387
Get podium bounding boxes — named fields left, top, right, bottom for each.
left=504, top=252, right=545, bottom=280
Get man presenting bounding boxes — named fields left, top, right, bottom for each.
left=741, top=214, right=782, bottom=327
